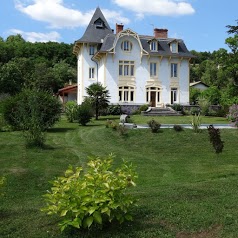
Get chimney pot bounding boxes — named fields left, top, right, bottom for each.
left=116, top=23, right=124, bottom=34
left=154, top=28, right=168, bottom=38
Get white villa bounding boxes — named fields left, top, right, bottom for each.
left=73, top=7, right=194, bottom=113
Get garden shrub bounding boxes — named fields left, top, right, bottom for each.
left=207, top=125, right=224, bottom=154
left=171, top=103, right=183, bottom=111
left=77, top=102, right=93, bottom=126
left=227, top=104, right=238, bottom=127
left=198, top=97, right=210, bottom=116
left=2, top=89, right=62, bottom=146
left=117, top=124, right=128, bottom=136
left=147, top=119, right=161, bottom=133
left=65, top=101, right=78, bottom=122
left=173, top=124, right=183, bottom=132
left=191, top=113, right=201, bottom=133
left=132, top=104, right=149, bottom=114
left=102, top=104, right=121, bottom=116
left=42, top=155, right=137, bottom=232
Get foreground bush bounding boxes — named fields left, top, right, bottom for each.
left=77, top=102, right=93, bottom=126
left=3, top=89, right=62, bottom=146
left=147, top=119, right=161, bottom=133
left=207, top=125, right=224, bottom=154
left=42, top=155, right=137, bottom=232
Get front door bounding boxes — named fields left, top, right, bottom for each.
left=150, top=91, right=156, bottom=107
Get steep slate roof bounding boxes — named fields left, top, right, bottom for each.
left=75, top=7, right=113, bottom=44
left=75, top=7, right=194, bottom=58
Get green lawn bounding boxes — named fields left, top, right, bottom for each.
left=131, top=114, right=228, bottom=125
left=1, top=115, right=238, bottom=238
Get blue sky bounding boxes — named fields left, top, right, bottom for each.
left=0, top=0, right=237, bottom=52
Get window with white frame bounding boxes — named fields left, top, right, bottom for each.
left=121, top=41, right=132, bottom=52
left=170, top=42, right=178, bottom=53
left=150, top=62, right=157, bottom=77
left=150, top=40, right=157, bottom=51
left=171, top=63, right=178, bottom=78
left=119, top=61, right=134, bottom=77
left=89, top=45, right=95, bottom=55
left=119, top=86, right=134, bottom=102
left=89, top=67, right=95, bottom=79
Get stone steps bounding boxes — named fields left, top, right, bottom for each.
left=141, top=107, right=182, bottom=116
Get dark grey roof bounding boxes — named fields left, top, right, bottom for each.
left=97, top=34, right=194, bottom=58
left=75, top=7, right=113, bottom=44
left=140, top=37, right=194, bottom=58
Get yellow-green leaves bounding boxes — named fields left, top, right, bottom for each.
left=42, top=155, right=137, bottom=232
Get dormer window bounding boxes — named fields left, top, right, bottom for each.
left=150, top=40, right=158, bottom=51
left=121, top=41, right=132, bottom=52
left=170, top=42, right=178, bottom=53
left=94, top=18, right=104, bottom=28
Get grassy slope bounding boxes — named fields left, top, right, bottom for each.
left=0, top=116, right=238, bottom=238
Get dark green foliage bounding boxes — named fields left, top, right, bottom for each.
left=102, top=104, right=121, bottom=115
left=173, top=124, right=183, bottom=132
left=171, top=103, right=183, bottom=111
left=85, top=83, right=110, bottom=120
left=207, top=125, right=224, bottom=154
left=42, top=155, right=137, bottom=231
left=77, top=102, right=93, bottom=126
left=2, top=89, right=62, bottom=146
left=147, top=119, right=161, bottom=133
left=190, top=88, right=201, bottom=105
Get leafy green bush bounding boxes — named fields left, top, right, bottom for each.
left=2, top=89, right=62, bottom=146
left=171, top=103, right=183, bottom=111
left=77, top=102, right=93, bottom=126
left=132, top=104, right=149, bottom=115
left=207, top=125, right=224, bottom=154
left=198, top=97, right=210, bottom=116
left=64, top=101, right=78, bottom=122
left=147, top=119, right=161, bottom=133
left=102, top=104, right=121, bottom=116
left=227, top=104, right=238, bottom=127
left=191, top=113, right=201, bottom=133
left=189, top=88, right=201, bottom=105
left=173, top=124, right=183, bottom=132
left=42, top=155, right=137, bottom=232
left=117, top=124, right=128, bottom=136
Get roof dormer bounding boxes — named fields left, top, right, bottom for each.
left=169, top=40, right=179, bottom=53
left=94, top=18, right=105, bottom=29
left=148, top=39, right=158, bottom=52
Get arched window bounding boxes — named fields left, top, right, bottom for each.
left=121, top=41, right=132, bottom=51
left=119, top=86, right=134, bottom=102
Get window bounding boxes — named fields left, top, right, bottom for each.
left=121, top=41, right=132, bottom=51
left=171, top=63, right=178, bottom=78
left=119, top=61, right=134, bottom=77
left=89, top=67, right=95, bottom=79
left=150, top=41, right=157, bottom=51
left=170, top=42, right=178, bottom=53
left=89, top=45, right=95, bottom=55
left=150, top=62, right=157, bottom=77
left=146, top=87, right=161, bottom=107
left=119, top=86, right=134, bottom=102
left=171, top=88, right=178, bottom=104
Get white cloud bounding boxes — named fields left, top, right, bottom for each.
left=14, top=0, right=130, bottom=29
left=112, top=0, right=195, bottom=17
left=9, top=29, right=61, bottom=42
left=102, top=9, right=130, bottom=25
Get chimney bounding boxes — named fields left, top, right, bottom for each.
left=154, top=28, right=168, bottom=39
left=116, top=23, right=124, bottom=34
